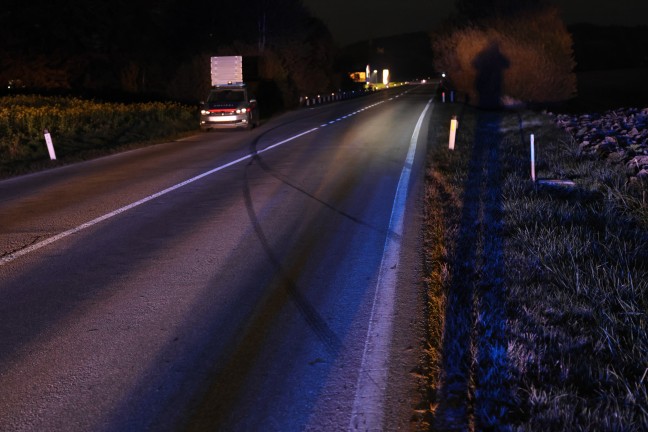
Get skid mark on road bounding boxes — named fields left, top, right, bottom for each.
left=0, top=93, right=411, bottom=267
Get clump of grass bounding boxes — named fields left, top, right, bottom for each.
left=421, top=104, right=647, bottom=431
left=419, top=155, right=461, bottom=428
left=0, top=95, right=198, bottom=176
left=502, top=116, right=648, bottom=430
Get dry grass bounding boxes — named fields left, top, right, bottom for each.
left=420, top=102, right=647, bottom=431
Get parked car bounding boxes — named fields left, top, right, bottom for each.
left=200, top=84, right=259, bottom=130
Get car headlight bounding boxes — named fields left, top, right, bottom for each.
left=200, top=110, right=209, bottom=115
left=236, top=108, right=248, bottom=114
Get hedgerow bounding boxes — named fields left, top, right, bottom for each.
left=0, top=95, right=197, bottom=174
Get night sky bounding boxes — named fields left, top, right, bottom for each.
left=302, top=0, right=648, bottom=45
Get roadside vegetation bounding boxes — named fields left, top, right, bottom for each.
left=432, top=1, right=576, bottom=106
left=419, top=101, right=647, bottom=430
left=0, top=95, right=196, bottom=177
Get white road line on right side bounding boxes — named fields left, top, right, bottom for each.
left=349, top=97, right=434, bottom=432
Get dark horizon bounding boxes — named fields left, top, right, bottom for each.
left=303, top=0, right=648, bottom=45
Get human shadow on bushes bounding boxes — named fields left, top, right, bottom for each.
left=472, top=41, right=510, bottom=109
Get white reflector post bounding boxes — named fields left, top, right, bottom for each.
left=530, top=133, right=536, bottom=182
left=44, top=129, right=57, bottom=160
left=449, top=116, right=458, bottom=150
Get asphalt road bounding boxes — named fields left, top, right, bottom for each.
left=0, top=84, right=436, bottom=431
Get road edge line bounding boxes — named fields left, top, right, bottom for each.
left=349, top=98, right=433, bottom=431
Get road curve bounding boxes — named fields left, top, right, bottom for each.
left=0, top=84, right=437, bottom=431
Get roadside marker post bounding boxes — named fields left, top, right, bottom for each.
left=530, top=133, right=536, bottom=182
left=449, top=116, right=458, bottom=150
left=44, top=129, right=57, bottom=160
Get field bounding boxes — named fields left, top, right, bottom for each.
left=418, top=95, right=647, bottom=430
left=0, top=95, right=197, bottom=178
left=562, top=68, right=648, bottom=113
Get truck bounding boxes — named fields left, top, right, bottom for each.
left=200, top=56, right=259, bottom=131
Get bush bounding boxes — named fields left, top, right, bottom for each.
left=432, top=7, right=576, bottom=106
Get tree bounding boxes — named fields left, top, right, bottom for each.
left=0, top=0, right=338, bottom=105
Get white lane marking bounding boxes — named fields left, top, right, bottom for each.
left=0, top=90, right=414, bottom=266
left=349, top=98, right=433, bottom=431
left=0, top=128, right=317, bottom=266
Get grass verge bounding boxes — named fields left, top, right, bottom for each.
left=0, top=95, right=198, bottom=178
left=419, top=102, right=647, bottom=431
